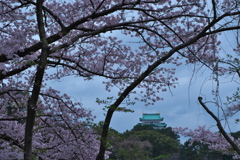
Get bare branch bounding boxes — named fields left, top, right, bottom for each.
left=198, top=97, right=240, bottom=155
left=0, top=118, right=25, bottom=121
left=0, top=134, right=24, bottom=149
left=212, top=0, right=217, bottom=20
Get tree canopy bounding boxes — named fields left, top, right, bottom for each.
left=107, top=124, right=180, bottom=160
left=0, top=0, right=239, bottom=159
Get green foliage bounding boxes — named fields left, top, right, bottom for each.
left=92, top=121, right=124, bottom=150
left=153, top=154, right=170, bottom=160
left=24, top=60, right=38, bottom=66
left=108, top=124, right=180, bottom=159
left=109, top=137, right=153, bottom=160
left=92, top=121, right=122, bottom=137
left=231, top=131, right=240, bottom=139
left=124, top=124, right=180, bottom=143
left=132, top=123, right=155, bottom=131
left=226, top=88, right=239, bottom=104
left=131, top=130, right=179, bottom=157
left=180, top=139, right=234, bottom=160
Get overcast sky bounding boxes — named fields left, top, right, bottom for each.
left=48, top=30, right=239, bottom=143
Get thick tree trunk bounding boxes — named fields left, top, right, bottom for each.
left=24, top=103, right=36, bottom=159
left=24, top=0, right=48, bottom=159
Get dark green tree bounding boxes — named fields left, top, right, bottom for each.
left=132, top=130, right=179, bottom=158
left=231, top=131, right=240, bottom=139
left=124, top=124, right=180, bottom=143
left=110, top=136, right=152, bottom=160
left=180, top=139, right=234, bottom=160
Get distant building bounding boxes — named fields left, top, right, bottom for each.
left=139, top=112, right=167, bottom=129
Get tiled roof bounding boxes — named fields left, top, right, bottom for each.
left=140, top=113, right=163, bottom=120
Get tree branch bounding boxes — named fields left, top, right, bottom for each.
left=198, top=97, right=240, bottom=155
left=212, top=0, right=217, bottom=20
left=0, top=134, right=44, bottom=160
left=0, top=134, right=24, bottom=149
left=24, top=0, right=49, bottom=159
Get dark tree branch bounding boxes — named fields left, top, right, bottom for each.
left=0, top=134, right=24, bottom=149
left=212, top=0, right=217, bottom=20
left=219, top=60, right=240, bottom=78
left=96, top=25, right=212, bottom=159
left=198, top=97, right=240, bottom=155
left=0, top=134, right=44, bottom=160
left=39, top=117, right=81, bottom=160
left=96, top=10, right=240, bottom=158
left=0, top=63, right=34, bottom=80
left=24, top=0, right=49, bottom=159
left=23, top=0, right=66, bottom=28
left=0, top=118, right=25, bottom=121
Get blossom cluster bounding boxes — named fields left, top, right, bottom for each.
left=173, top=126, right=240, bottom=159
left=0, top=0, right=240, bottom=159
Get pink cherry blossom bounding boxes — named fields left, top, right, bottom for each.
left=0, top=0, right=240, bottom=159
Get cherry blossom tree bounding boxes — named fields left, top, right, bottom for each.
left=0, top=0, right=240, bottom=160
left=173, top=24, right=240, bottom=159
left=0, top=87, right=108, bottom=159
left=174, top=57, right=240, bottom=159
left=95, top=1, right=240, bottom=159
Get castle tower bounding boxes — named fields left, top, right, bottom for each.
left=139, top=112, right=167, bottom=129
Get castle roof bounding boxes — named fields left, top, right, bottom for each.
left=139, top=112, right=167, bottom=129
left=140, top=112, right=164, bottom=121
